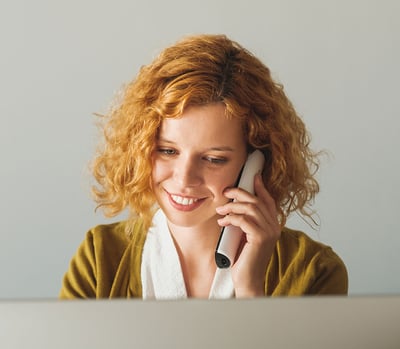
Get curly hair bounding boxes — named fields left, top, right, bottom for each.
left=92, top=34, right=320, bottom=233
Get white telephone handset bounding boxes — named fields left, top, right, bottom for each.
left=215, top=150, right=265, bottom=268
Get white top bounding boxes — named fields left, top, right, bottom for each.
left=141, top=209, right=235, bottom=300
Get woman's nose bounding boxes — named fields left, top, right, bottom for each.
left=173, top=157, right=202, bottom=187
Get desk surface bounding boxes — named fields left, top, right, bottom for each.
left=1, top=296, right=399, bottom=349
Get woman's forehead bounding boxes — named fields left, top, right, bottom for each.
left=158, top=104, right=246, bottom=149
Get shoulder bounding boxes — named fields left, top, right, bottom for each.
left=87, top=219, right=146, bottom=250
left=87, top=221, right=130, bottom=251
left=82, top=219, right=148, bottom=270
left=59, top=218, right=147, bottom=299
left=278, top=227, right=337, bottom=257
left=278, top=227, right=346, bottom=270
left=267, top=227, right=348, bottom=295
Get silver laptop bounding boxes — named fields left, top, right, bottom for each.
left=1, top=296, right=399, bottom=349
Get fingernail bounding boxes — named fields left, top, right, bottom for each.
left=216, top=206, right=225, bottom=214
left=217, top=218, right=225, bottom=226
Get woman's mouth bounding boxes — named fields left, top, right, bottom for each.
left=167, top=191, right=205, bottom=211
left=170, top=195, right=199, bottom=206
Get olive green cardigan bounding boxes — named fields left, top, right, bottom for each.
left=59, top=220, right=348, bottom=299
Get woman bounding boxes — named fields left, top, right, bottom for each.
left=60, top=34, right=347, bottom=299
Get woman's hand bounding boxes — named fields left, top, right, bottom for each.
left=215, top=173, right=281, bottom=298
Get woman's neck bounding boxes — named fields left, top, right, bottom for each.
left=167, top=218, right=221, bottom=258
left=167, top=218, right=221, bottom=297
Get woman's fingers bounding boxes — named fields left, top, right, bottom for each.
left=216, top=174, right=280, bottom=234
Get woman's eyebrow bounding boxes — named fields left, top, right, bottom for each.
left=208, top=146, right=235, bottom=152
left=157, top=137, right=235, bottom=152
left=157, top=137, right=175, bottom=144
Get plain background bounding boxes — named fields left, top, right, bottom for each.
left=0, top=0, right=399, bottom=298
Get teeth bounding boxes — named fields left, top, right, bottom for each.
left=171, top=195, right=198, bottom=205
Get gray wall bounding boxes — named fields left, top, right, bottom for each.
left=1, top=0, right=399, bottom=298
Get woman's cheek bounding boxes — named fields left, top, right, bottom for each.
left=151, top=159, right=169, bottom=183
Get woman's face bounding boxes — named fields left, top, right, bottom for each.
left=151, top=103, right=247, bottom=230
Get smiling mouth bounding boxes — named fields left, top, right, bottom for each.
left=170, top=194, right=199, bottom=206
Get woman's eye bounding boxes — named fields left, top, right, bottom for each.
left=158, top=148, right=177, bottom=156
left=205, top=156, right=227, bottom=164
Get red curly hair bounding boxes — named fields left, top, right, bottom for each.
left=92, top=34, right=320, bottom=233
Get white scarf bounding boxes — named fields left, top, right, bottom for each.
left=141, top=209, right=235, bottom=300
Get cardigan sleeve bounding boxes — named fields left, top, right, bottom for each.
left=59, top=230, right=97, bottom=299
left=305, top=247, right=348, bottom=295
left=59, top=222, right=132, bottom=299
